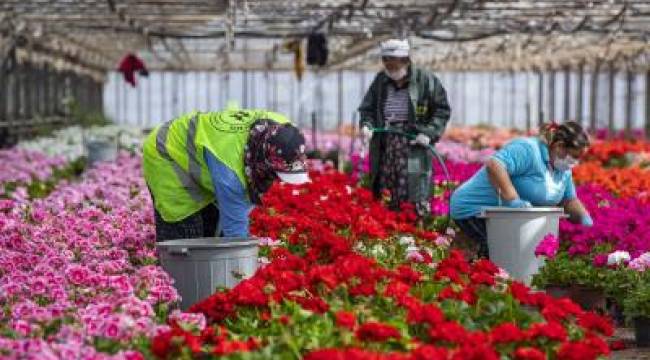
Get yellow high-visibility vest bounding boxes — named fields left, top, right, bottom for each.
left=143, top=109, right=290, bottom=222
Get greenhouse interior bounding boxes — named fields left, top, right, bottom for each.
left=1, top=0, right=650, bottom=359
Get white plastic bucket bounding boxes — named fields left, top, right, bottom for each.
left=156, top=237, right=259, bottom=310
left=480, top=207, right=566, bottom=285
left=86, top=140, right=118, bottom=166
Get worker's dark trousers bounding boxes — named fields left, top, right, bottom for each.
left=153, top=203, right=219, bottom=242
left=148, top=185, right=219, bottom=242
left=454, top=217, right=489, bottom=259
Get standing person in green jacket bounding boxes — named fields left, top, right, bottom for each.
left=358, top=39, right=452, bottom=218
left=143, top=109, right=310, bottom=242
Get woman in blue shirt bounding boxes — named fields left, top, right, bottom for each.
left=450, top=122, right=593, bottom=259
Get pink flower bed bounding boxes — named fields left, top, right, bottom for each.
left=0, top=149, right=70, bottom=201
left=0, top=154, right=178, bottom=359
left=0, top=149, right=67, bottom=185
left=435, top=140, right=495, bottom=163
left=559, top=184, right=650, bottom=267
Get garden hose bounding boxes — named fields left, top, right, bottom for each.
left=368, top=127, right=452, bottom=234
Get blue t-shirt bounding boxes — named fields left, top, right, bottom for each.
left=204, top=149, right=254, bottom=237
left=450, top=137, right=577, bottom=220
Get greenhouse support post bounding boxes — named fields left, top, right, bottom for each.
left=645, top=70, right=650, bottom=138
left=337, top=70, right=344, bottom=156
left=161, top=72, right=166, bottom=123
left=537, top=70, right=544, bottom=126
left=24, top=64, right=33, bottom=120
left=137, top=76, right=142, bottom=126
left=548, top=70, right=555, bottom=122
left=625, top=70, right=634, bottom=137
left=121, top=73, right=127, bottom=124
left=576, top=63, right=584, bottom=125
left=311, top=111, right=317, bottom=150
left=147, top=72, right=153, bottom=126
left=206, top=72, right=212, bottom=110
left=589, top=63, right=600, bottom=132
left=0, top=68, right=6, bottom=127
left=16, top=66, right=25, bottom=120
left=563, top=67, right=570, bottom=122
left=608, top=63, right=615, bottom=133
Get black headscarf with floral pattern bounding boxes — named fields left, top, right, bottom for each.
left=244, top=120, right=307, bottom=205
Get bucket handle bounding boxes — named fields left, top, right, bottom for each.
left=478, top=211, right=570, bottom=218
left=168, top=247, right=189, bottom=256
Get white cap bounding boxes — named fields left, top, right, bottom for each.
left=276, top=171, right=310, bottom=185
left=380, top=39, right=410, bottom=58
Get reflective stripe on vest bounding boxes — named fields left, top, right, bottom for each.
left=186, top=115, right=202, bottom=186
left=155, top=115, right=204, bottom=202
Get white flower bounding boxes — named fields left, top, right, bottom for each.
left=406, top=250, right=424, bottom=262
left=258, top=257, right=271, bottom=267
left=291, top=189, right=300, bottom=196
left=405, top=243, right=423, bottom=262
left=345, top=186, right=353, bottom=195
left=495, top=268, right=510, bottom=280
left=434, top=236, right=451, bottom=247
left=16, top=125, right=143, bottom=161
left=258, top=237, right=281, bottom=247
left=320, top=195, right=328, bottom=201
left=399, top=236, right=415, bottom=246
left=628, top=252, right=650, bottom=271
left=607, top=251, right=631, bottom=266
left=370, top=244, right=386, bottom=257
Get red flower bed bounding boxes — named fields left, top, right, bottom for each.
left=151, top=170, right=612, bottom=359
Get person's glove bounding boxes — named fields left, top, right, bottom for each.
left=504, top=198, right=532, bottom=208
left=361, top=125, right=373, bottom=145
left=411, top=133, right=430, bottom=146
left=581, top=215, right=594, bottom=227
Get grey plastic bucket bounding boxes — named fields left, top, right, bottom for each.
left=156, top=237, right=259, bottom=310
left=480, top=207, right=566, bottom=285
left=86, top=140, right=118, bottom=166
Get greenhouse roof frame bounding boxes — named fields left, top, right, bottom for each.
left=1, top=0, right=649, bottom=77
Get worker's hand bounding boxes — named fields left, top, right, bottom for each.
left=504, top=198, right=533, bottom=208
left=580, top=214, right=594, bottom=227
left=410, top=133, right=431, bottom=146
left=361, top=125, right=373, bottom=145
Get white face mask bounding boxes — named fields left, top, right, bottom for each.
left=553, top=155, right=579, bottom=172
left=385, top=67, right=407, bottom=81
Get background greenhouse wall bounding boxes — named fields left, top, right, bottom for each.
left=103, top=69, right=649, bottom=133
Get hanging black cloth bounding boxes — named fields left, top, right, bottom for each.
left=306, top=33, right=328, bottom=66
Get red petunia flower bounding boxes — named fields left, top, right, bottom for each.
left=411, top=344, right=449, bottom=360
left=577, top=312, right=614, bottom=337
left=335, top=311, right=357, bottom=330
left=470, top=271, right=496, bottom=286
left=513, top=347, right=545, bottom=360
left=451, top=342, right=499, bottom=360
left=429, top=321, right=468, bottom=344
left=356, top=322, right=401, bottom=342
left=384, top=280, right=411, bottom=299
left=394, top=265, right=422, bottom=285
left=407, top=302, right=444, bottom=326
left=527, top=321, right=568, bottom=342
left=610, top=340, right=626, bottom=351
left=150, top=330, right=172, bottom=358
left=490, top=322, right=527, bottom=343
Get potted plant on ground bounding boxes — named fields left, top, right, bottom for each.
left=623, top=283, right=650, bottom=347
left=532, top=250, right=609, bottom=311
left=602, top=266, right=642, bottom=326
